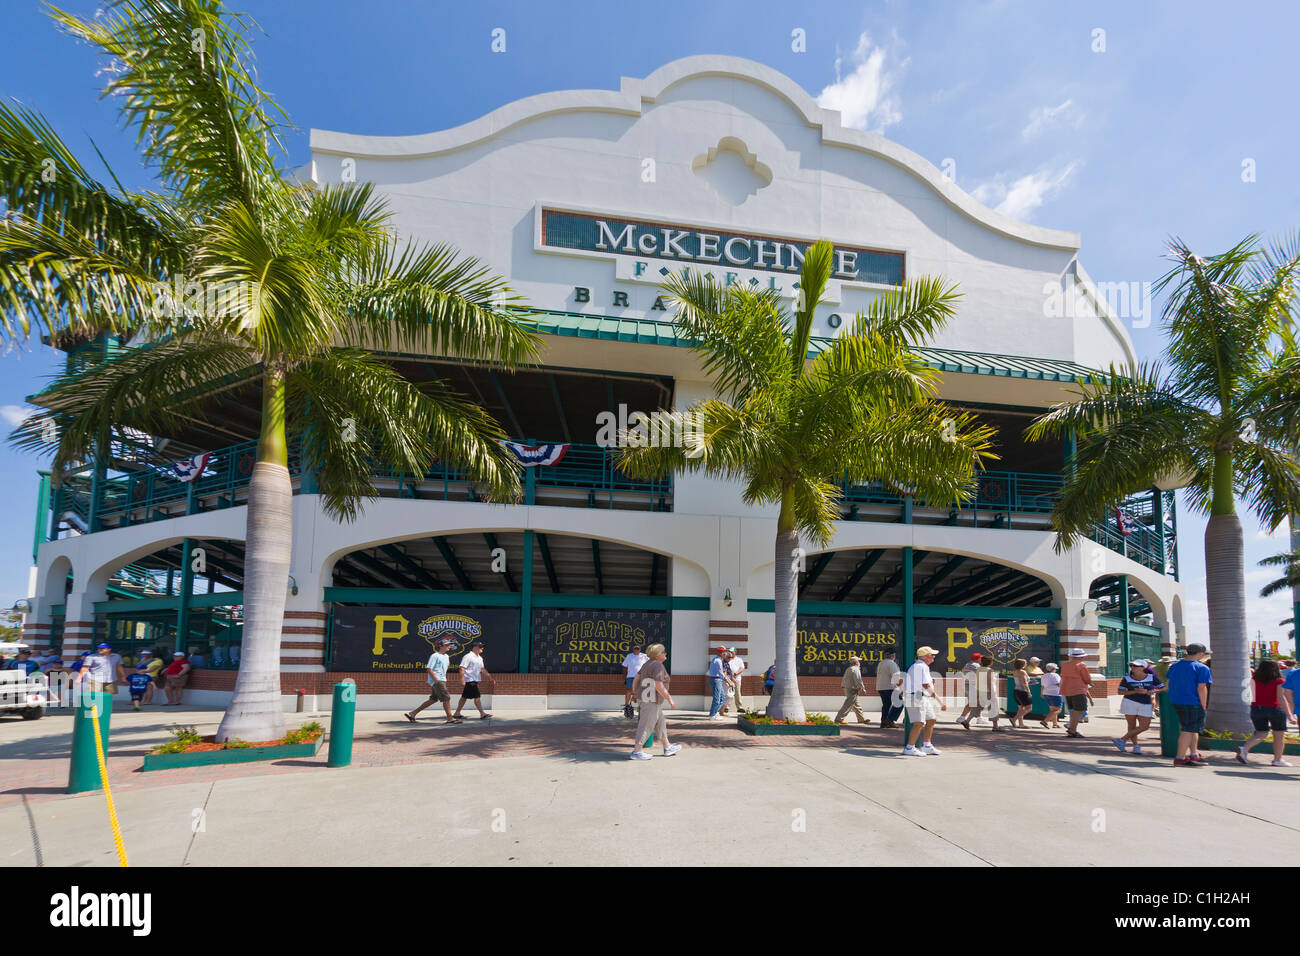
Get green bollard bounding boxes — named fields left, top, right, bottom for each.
left=68, top=690, right=112, bottom=794
left=1159, top=692, right=1180, bottom=758
left=327, top=681, right=356, bottom=768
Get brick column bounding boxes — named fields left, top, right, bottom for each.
left=60, top=591, right=99, bottom=665
left=281, top=610, right=327, bottom=673
left=1059, top=597, right=1101, bottom=667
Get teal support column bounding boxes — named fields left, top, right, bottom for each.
left=32, top=471, right=51, bottom=563
left=902, top=496, right=913, bottom=524
left=1118, top=574, right=1130, bottom=670
left=176, top=538, right=195, bottom=655
left=519, top=529, right=534, bottom=674
left=327, top=682, right=356, bottom=768
left=1152, top=488, right=1166, bottom=574
left=186, top=479, right=198, bottom=515
left=67, top=691, right=112, bottom=793
left=525, top=466, right=536, bottom=506
left=901, top=546, right=915, bottom=737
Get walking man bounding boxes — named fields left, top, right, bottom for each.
left=453, top=640, right=492, bottom=720
left=903, top=646, right=947, bottom=755
left=74, top=642, right=126, bottom=699
left=955, top=652, right=985, bottom=729
left=728, top=647, right=747, bottom=714
left=622, top=642, right=649, bottom=716
left=876, top=648, right=903, bottom=728
left=404, top=638, right=461, bottom=724
left=1060, top=648, right=1094, bottom=738
left=630, top=643, right=682, bottom=759
left=1165, top=643, right=1213, bottom=766
left=835, top=656, right=872, bottom=724
left=707, top=645, right=734, bottom=720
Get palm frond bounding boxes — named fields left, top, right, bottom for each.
left=787, top=239, right=833, bottom=370
left=854, top=275, right=962, bottom=347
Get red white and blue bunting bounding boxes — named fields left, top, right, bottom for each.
left=166, top=452, right=212, bottom=482
left=1115, top=507, right=1136, bottom=536
left=499, top=441, right=570, bottom=467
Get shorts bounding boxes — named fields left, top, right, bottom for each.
left=1173, top=703, right=1206, bottom=734
left=427, top=683, right=451, bottom=703
left=461, top=680, right=481, bottom=700
left=165, top=674, right=188, bottom=690
left=1119, top=698, right=1153, bottom=718
left=1013, top=689, right=1031, bottom=707
left=130, top=690, right=146, bottom=702
left=1043, top=695, right=1064, bottom=710
left=1250, top=704, right=1287, bottom=732
left=626, top=676, right=635, bottom=690
left=906, top=697, right=939, bottom=723
left=1065, top=694, right=1088, bottom=712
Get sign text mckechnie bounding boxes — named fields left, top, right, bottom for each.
left=542, top=209, right=904, bottom=286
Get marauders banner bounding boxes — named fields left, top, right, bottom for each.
left=795, top=616, right=901, bottom=677
left=331, top=606, right=519, bottom=674
left=531, top=608, right=668, bottom=674
left=916, top=619, right=1054, bottom=675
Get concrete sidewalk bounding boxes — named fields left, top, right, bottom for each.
left=2, top=706, right=1298, bottom=866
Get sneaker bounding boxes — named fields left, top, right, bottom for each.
left=711, top=714, right=729, bottom=721
left=1235, top=746, right=1248, bottom=765
left=956, top=718, right=970, bottom=730
left=133, top=703, right=141, bottom=711
left=1271, top=759, right=1293, bottom=767
left=403, top=712, right=416, bottom=723
left=1131, top=745, right=1143, bottom=755
left=1190, top=752, right=1206, bottom=763
left=920, top=742, right=941, bottom=755
left=1173, top=757, right=1195, bottom=767
left=902, top=744, right=923, bottom=756
left=1113, top=737, right=1127, bottom=753
left=663, top=744, right=682, bottom=756
left=629, top=751, right=652, bottom=760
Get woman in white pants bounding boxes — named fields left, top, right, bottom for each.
left=630, top=644, right=683, bottom=759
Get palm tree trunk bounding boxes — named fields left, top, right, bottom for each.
left=216, top=366, right=290, bottom=743
left=766, top=493, right=806, bottom=721
left=1203, top=512, right=1251, bottom=733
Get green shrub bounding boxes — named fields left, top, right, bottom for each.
left=223, top=737, right=251, bottom=749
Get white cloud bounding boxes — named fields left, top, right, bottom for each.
left=816, top=32, right=908, bottom=133
left=1256, top=522, right=1294, bottom=542
left=971, top=161, right=1079, bottom=221
left=0, top=405, right=31, bottom=428
left=1022, top=99, right=1083, bottom=139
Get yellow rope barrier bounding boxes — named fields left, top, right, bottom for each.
left=88, top=705, right=130, bottom=867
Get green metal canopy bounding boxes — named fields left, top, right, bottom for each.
left=521, top=309, right=1104, bottom=384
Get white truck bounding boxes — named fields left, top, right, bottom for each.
left=0, top=643, right=54, bottom=720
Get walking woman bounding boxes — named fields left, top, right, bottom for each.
left=1113, top=659, right=1165, bottom=754
left=1237, top=659, right=1294, bottom=767
left=1010, top=659, right=1032, bottom=728
left=630, top=644, right=682, bottom=759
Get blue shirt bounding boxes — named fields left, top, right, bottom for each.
left=1165, top=659, right=1212, bottom=707
left=1117, top=672, right=1163, bottom=706
left=426, top=652, right=449, bottom=685
left=127, top=672, right=153, bottom=693
left=1283, top=668, right=1300, bottom=703
left=708, top=656, right=729, bottom=679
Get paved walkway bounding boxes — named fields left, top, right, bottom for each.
left=2, top=707, right=1297, bottom=866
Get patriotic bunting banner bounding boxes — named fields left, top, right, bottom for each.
left=167, top=452, right=211, bottom=482
left=500, top=441, right=569, bottom=467
left=1115, top=507, right=1136, bottom=536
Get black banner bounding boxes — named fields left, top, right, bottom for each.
left=530, top=607, right=668, bottom=673
left=916, top=619, right=1055, bottom=675
left=330, top=605, right=519, bottom=674
left=795, top=616, right=900, bottom=676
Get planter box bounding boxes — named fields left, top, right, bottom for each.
left=1198, top=735, right=1300, bottom=756
left=142, top=734, right=326, bottom=771
left=736, top=716, right=840, bottom=737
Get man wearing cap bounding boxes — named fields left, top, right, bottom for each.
left=835, top=656, right=872, bottom=724
left=74, top=642, right=125, bottom=697
left=405, top=638, right=461, bottom=724
left=706, top=645, right=734, bottom=720
left=621, top=642, right=649, bottom=717
left=1165, top=643, right=1213, bottom=766
left=902, top=647, right=947, bottom=755
left=875, top=648, right=903, bottom=728
left=1060, top=648, right=1094, bottom=738
left=453, top=640, right=492, bottom=720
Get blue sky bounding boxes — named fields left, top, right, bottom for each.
left=1, top=0, right=1297, bottom=649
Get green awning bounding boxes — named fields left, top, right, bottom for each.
left=522, top=309, right=1103, bottom=384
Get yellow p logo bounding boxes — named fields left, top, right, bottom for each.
left=946, top=627, right=972, bottom=663
left=372, top=615, right=409, bottom=655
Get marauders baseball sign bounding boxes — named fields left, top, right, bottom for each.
left=794, top=616, right=900, bottom=677
left=330, top=605, right=519, bottom=673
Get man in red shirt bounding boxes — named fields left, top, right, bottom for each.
left=1060, top=648, right=1094, bottom=738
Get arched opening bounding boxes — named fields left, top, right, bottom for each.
left=94, top=538, right=244, bottom=669
left=327, top=532, right=678, bottom=678
left=1089, top=573, right=1165, bottom=677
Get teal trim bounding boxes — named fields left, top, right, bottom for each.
left=533, top=594, right=671, bottom=610
left=671, top=596, right=711, bottom=610
left=97, top=590, right=244, bottom=614
left=748, top=598, right=1059, bottom=621
left=176, top=538, right=194, bottom=656
left=1099, top=614, right=1159, bottom=637
left=902, top=547, right=914, bottom=737
left=1118, top=574, right=1131, bottom=667
left=519, top=529, right=534, bottom=673
left=518, top=308, right=1105, bottom=383
left=33, top=472, right=50, bottom=562
left=323, top=587, right=703, bottom=612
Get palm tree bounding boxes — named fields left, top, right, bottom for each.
left=1027, top=236, right=1300, bottom=733
left=1260, top=546, right=1299, bottom=644
left=1, top=1, right=538, bottom=742
left=617, top=241, right=995, bottom=720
